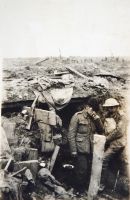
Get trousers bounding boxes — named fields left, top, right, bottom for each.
left=74, top=153, right=89, bottom=193
left=101, top=145, right=124, bottom=185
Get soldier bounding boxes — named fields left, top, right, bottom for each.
left=68, top=97, right=104, bottom=195
left=100, top=98, right=127, bottom=191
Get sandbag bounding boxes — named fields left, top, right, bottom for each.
left=24, top=107, right=57, bottom=126
left=41, top=139, right=55, bottom=153
left=1, top=117, right=18, bottom=145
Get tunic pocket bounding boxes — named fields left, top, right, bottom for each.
left=78, top=116, right=91, bottom=134
left=76, top=133, right=90, bottom=153
left=78, top=120, right=89, bottom=133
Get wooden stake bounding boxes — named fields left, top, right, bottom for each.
left=4, top=157, right=13, bottom=173
left=49, top=145, right=60, bottom=172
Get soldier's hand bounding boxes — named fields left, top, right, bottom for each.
left=71, top=152, right=77, bottom=158
left=71, top=152, right=78, bottom=161
left=87, top=107, right=100, bottom=120
left=71, top=152, right=78, bottom=165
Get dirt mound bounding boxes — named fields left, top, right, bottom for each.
left=2, top=57, right=130, bottom=103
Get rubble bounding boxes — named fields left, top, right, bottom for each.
left=1, top=110, right=128, bottom=199
left=14, top=160, right=39, bottom=179
left=1, top=57, right=130, bottom=200
left=38, top=167, right=70, bottom=199
left=2, top=57, right=130, bottom=103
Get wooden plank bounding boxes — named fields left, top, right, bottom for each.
left=49, top=145, right=60, bottom=172
left=26, top=94, right=39, bottom=130
left=4, top=158, right=13, bottom=173
left=35, top=58, right=49, bottom=65
left=65, top=66, right=87, bottom=79
left=87, top=134, right=106, bottom=200
left=27, top=148, right=38, bottom=160
left=11, top=167, right=27, bottom=177
left=14, top=160, right=38, bottom=179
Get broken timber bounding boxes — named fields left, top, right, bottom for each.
left=49, top=145, right=60, bottom=172
left=4, top=157, right=13, bottom=173
left=14, top=160, right=38, bottom=179
left=65, top=66, right=88, bottom=79
left=87, top=134, right=106, bottom=200
left=95, top=73, right=126, bottom=82
left=11, top=167, right=27, bottom=177
left=26, top=94, right=39, bottom=130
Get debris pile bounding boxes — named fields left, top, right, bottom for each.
left=1, top=57, right=130, bottom=200
left=2, top=57, right=130, bottom=102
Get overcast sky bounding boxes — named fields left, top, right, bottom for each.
left=0, top=0, right=130, bottom=57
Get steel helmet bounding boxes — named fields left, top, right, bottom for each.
left=103, top=98, right=119, bottom=107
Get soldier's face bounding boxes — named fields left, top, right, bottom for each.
left=84, top=105, right=93, bottom=114
left=104, top=106, right=118, bottom=117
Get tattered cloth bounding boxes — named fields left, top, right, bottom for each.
left=34, top=87, right=73, bottom=110
left=50, top=87, right=73, bottom=109
left=33, top=73, right=74, bottom=110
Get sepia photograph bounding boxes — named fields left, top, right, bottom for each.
left=0, top=0, right=130, bottom=200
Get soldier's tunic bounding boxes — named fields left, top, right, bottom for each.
left=68, top=110, right=103, bottom=192
left=101, top=112, right=127, bottom=185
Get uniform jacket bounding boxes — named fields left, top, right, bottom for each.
left=68, top=110, right=103, bottom=154
left=105, top=112, right=127, bottom=149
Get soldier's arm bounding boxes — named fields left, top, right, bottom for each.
left=89, top=112, right=104, bottom=134
left=106, top=116, right=126, bottom=143
left=93, top=116, right=104, bottom=134
left=68, top=113, right=78, bottom=155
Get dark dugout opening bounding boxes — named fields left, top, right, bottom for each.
left=57, top=97, right=90, bottom=128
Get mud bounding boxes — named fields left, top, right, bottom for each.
left=2, top=57, right=130, bottom=103
left=1, top=57, right=130, bottom=200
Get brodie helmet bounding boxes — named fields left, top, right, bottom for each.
left=103, top=98, right=119, bottom=107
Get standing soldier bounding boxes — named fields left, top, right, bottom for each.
left=68, top=98, right=104, bottom=195
left=100, top=98, right=127, bottom=191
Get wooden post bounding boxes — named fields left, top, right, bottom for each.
left=49, top=145, right=60, bottom=172
left=87, top=134, right=106, bottom=200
